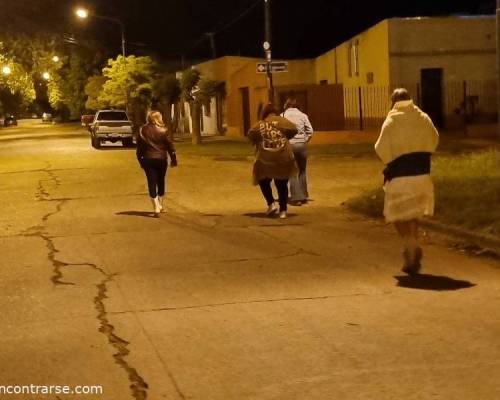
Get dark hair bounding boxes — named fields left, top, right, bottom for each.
left=261, top=103, right=278, bottom=120
left=284, top=98, right=297, bottom=111
left=391, top=88, right=411, bottom=106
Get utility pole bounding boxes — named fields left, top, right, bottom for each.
left=121, top=24, right=126, bottom=57
left=497, top=0, right=500, bottom=139
left=264, top=0, right=274, bottom=104
left=206, top=32, right=217, bottom=59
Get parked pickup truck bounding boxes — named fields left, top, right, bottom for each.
left=89, top=110, right=134, bottom=148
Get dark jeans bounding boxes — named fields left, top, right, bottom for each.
left=259, top=178, right=289, bottom=212
left=141, top=158, right=168, bottom=198
left=290, top=143, right=308, bottom=201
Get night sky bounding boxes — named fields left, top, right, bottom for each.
left=2, top=0, right=496, bottom=63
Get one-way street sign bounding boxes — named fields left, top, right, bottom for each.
left=256, top=61, right=288, bottom=74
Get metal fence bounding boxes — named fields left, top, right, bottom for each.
left=343, top=80, right=497, bottom=130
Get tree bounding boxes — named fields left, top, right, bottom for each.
left=179, top=69, right=225, bottom=144
left=0, top=46, right=36, bottom=115
left=152, top=73, right=181, bottom=135
left=180, top=68, right=202, bottom=145
left=99, top=55, right=156, bottom=129
left=85, top=75, right=108, bottom=111
left=1, top=33, right=109, bottom=119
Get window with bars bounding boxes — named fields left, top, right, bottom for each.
left=348, top=39, right=360, bottom=77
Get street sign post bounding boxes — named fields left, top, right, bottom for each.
left=257, top=61, right=288, bottom=74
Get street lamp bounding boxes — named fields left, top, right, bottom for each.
left=2, top=65, right=11, bottom=75
left=52, top=55, right=60, bottom=63
left=75, top=7, right=126, bottom=57
left=42, top=72, right=50, bottom=81
left=76, top=8, right=88, bottom=19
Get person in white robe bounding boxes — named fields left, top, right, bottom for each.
left=375, top=88, right=439, bottom=274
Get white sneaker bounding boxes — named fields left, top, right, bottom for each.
left=279, top=211, right=287, bottom=219
left=266, top=202, right=278, bottom=216
left=158, top=196, right=164, bottom=212
left=151, top=197, right=161, bottom=216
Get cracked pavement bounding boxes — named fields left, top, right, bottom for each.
left=1, top=122, right=499, bottom=400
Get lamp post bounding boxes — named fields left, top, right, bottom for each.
left=75, top=7, right=126, bottom=57
left=497, top=0, right=500, bottom=139
left=263, top=0, right=274, bottom=104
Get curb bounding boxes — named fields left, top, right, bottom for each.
left=420, top=219, right=500, bottom=256
left=345, top=205, right=500, bottom=258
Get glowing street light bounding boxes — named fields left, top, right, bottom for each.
left=74, top=7, right=126, bottom=56
left=2, top=65, right=11, bottom=75
left=75, top=8, right=89, bottom=19
left=42, top=72, right=50, bottom=81
left=52, top=55, right=60, bottom=63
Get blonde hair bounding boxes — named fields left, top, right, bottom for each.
left=147, top=111, right=164, bottom=127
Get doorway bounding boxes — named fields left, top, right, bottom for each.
left=421, top=68, right=444, bottom=128
left=240, top=87, right=251, bottom=135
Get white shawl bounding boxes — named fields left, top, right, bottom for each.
left=375, top=100, right=439, bottom=165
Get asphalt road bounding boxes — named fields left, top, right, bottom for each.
left=1, top=121, right=499, bottom=400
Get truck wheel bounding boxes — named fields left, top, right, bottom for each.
left=122, top=138, right=133, bottom=147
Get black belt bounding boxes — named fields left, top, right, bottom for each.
left=383, top=152, right=431, bottom=183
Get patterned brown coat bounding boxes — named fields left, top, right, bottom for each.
left=248, top=115, right=299, bottom=185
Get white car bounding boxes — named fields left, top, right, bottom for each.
left=90, top=110, right=134, bottom=148
left=42, top=112, right=53, bottom=123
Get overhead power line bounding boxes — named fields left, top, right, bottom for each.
left=180, top=0, right=261, bottom=58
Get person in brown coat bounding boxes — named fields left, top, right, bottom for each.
left=136, top=111, right=177, bottom=217
left=248, top=103, right=298, bottom=219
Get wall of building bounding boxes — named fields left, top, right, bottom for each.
left=389, top=16, right=496, bottom=84
left=194, top=56, right=316, bottom=137
left=315, top=20, right=390, bottom=87
left=185, top=16, right=497, bottom=136
left=314, top=20, right=391, bottom=124
left=389, top=16, right=497, bottom=123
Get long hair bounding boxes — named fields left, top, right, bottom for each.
left=261, top=103, right=278, bottom=120
left=147, top=110, right=165, bottom=127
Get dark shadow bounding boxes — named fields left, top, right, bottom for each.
left=116, top=211, right=156, bottom=218
left=243, top=212, right=298, bottom=219
left=0, top=133, right=88, bottom=143
left=97, top=145, right=135, bottom=151
left=287, top=198, right=314, bottom=205
left=213, top=156, right=248, bottom=162
left=395, top=274, right=476, bottom=291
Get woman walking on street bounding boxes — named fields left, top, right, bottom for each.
left=248, top=103, right=298, bottom=219
left=281, top=98, right=314, bottom=205
left=136, top=111, right=177, bottom=217
left=375, top=88, right=439, bottom=274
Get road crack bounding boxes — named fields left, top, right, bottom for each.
left=110, top=292, right=371, bottom=315
left=96, top=276, right=149, bottom=400
left=25, top=164, right=150, bottom=400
